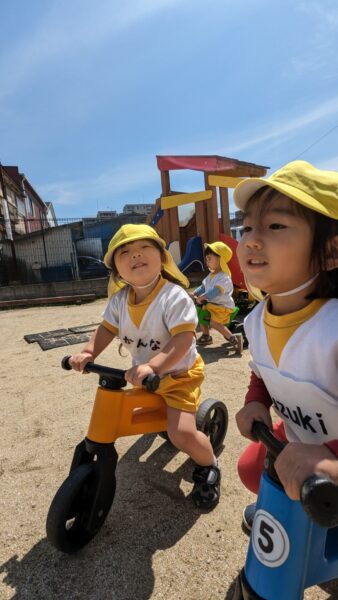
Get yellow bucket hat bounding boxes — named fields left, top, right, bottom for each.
left=104, top=224, right=189, bottom=296
left=233, top=160, right=338, bottom=219
left=204, top=241, right=232, bottom=276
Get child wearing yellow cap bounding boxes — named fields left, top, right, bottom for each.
left=233, top=160, right=338, bottom=532
left=69, top=223, right=221, bottom=509
left=192, top=241, right=243, bottom=354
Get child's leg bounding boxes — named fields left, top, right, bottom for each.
left=237, top=420, right=287, bottom=494
left=166, top=406, right=215, bottom=465
left=237, top=440, right=267, bottom=494
left=166, top=406, right=221, bottom=509
left=199, top=324, right=210, bottom=336
left=197, top=324, right=213, bottom=345
left=210, top=319, right=233, bottom=340
left=210, top=319, right=243, bottom=354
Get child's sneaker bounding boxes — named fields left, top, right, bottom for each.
left=197, top=334, right=213, bottom=346
left=242, top=502, right=256, bottom=535
left=192, top=464, right=221, bottom=509
left=228, top=333, right=243, bottom=355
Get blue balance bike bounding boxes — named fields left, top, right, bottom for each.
left=233, top=422, right=338, bottom=600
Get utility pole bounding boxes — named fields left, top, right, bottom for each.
left=0, top=163, right=13, bottom=240
left=0, top=163, right=18, bottom=280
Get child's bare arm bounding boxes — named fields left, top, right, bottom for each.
left=275, top=442, right=338, bottom=500
left=125, top=331, right=194, bottom=386
left=148, top=331, right=194, bottom=374
left=69, top=324, right=115, bottom=372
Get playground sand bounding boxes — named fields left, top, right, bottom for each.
left=0, top=300, right=337, bottom=600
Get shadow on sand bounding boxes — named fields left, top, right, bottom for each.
left=1, top=434, right=203, bottom=600
left=198, top=343, right=241, bottom=365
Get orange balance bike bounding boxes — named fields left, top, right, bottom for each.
left=46, top=356, right=228, bottom=553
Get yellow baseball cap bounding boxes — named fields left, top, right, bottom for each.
left=104, top=224, right=189, bottom=294
left=233, top=160, right=338, bottom=219
left=204, top=241, right=232, bottom=276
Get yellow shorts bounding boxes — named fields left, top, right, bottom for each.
left=205, top=303, right=233, bottom=325
left=156, top=354, right=204, bottom=413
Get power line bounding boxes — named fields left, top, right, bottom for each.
left=293, top=124, right=338, bottom=161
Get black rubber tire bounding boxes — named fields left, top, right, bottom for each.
left=232, top=575, right=245, bottom=600
left=196, top=398, right=228, bottom=451
left=46, top=463, right=115, bottom=553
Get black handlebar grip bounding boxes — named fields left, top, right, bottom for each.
left=251, top=421, right=286, bottom=457
left=61, top=355, right=72, bottom=370
left=143, top=373, right=160, bottom=392
left=301, top=474, right=338, bottom=528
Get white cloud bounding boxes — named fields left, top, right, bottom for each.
left=39, top=95, right=338, bottom=211
left=38, top=154, right=159, bottom=208
left=299, top=1, right=338, bottom=28
left=316, top=155, right=338, bottom=170
left=207, top=96, right=338, bottom=157
left=0, top=0, right=192, bottom=101
left=284, top=1, right=338, bottom=78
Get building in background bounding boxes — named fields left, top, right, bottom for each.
left=96, top=210, right=117, bottom=219
left=123, top=203, right=154, bottom=216
left=0, top=165, right=51, bottom=239
left=229, top=210, right=244, bottom=241
left=45, top=202, right=58, bottom=227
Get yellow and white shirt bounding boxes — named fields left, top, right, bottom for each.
left=102, top=277, right=198, bottom=376
left=202, top=271, right=235, bottom=309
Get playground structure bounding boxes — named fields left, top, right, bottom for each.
left=148, top=155, right=268, bottom=284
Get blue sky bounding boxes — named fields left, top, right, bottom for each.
left=1, top=0, right=338, bottom=219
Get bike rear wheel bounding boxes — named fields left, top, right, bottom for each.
left=196, top=398, right=228, bottom=452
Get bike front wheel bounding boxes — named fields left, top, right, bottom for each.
left=46, top=462, right=115, bottom=553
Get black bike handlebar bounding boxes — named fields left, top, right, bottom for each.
left=252, top=421, right=285, bottom=457
left=252, top=421, right=338, bottom=528
left=61, top=356, right=160, bottom=393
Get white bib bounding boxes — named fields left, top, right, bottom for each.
left=245, top=299, right=338, bottom=444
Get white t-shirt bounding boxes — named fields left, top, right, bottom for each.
left=103, top=281, right=198, bottom=375
left=244, top=299, right=338, bottom=444
left=202, top=271, right=235, bottom=309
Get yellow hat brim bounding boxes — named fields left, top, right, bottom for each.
left=104, top=231, right=165, bottom=269
left=104, top=224, right=190, bottom=296
left=233, top=161, right=338, bottom=219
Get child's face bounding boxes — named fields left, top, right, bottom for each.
left=205, top=253, right=220, bottom=272
left=114, top=239, right=162, bottom=286
left=237, top=195, right=316, bottom=296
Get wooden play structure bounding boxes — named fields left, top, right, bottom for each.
left=149, top=155, right=268, bottom=247
left=148, top=155, right=268, bottom=288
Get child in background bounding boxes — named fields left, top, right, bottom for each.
left=192, top=241, right=243, bottom=354
left=69, top=224, right=221, bottom=509
left=233, top=160, right=338, bottom=531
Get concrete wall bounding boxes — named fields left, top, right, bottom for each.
left=0, top=277, right=109, bottom=301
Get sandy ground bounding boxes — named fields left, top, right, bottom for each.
left=0, top=299, right=337, bottom=600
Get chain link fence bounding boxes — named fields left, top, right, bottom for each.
left=0, top=212, right=242, bottom=287
left=0, top=215, right=146, bottom=286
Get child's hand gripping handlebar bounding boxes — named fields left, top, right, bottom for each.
left=252, top=421, right=338, bottom=529
left=61, top=355, right=160, bottom=392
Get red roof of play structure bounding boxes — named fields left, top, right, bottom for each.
left=156, top=155, right=268, bottom=173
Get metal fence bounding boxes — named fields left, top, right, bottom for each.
left=0, top=216, right=145, bottom=286
left=0, top=212, right=242, bottom=287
